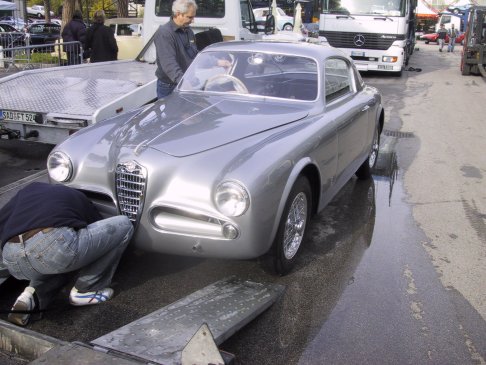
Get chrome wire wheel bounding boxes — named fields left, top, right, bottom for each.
left=368, top=130, right=380, bottom=168
left=283, top=192, right=308, bottom=260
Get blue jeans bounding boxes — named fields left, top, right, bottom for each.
left=157, top=79, right=176, bottom=99
left=2, top=216, right=133, bottom=309
left=448, top=38, right=456, bottom=52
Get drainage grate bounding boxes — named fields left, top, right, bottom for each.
left=383, top=130, right=415, bottom=138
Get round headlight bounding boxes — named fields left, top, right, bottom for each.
left=215, top=181, right=249, bottom=217
left=47, top=151, right=73, bottom=182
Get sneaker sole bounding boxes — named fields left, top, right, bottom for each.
left=8, top=302, right=30, bottom=326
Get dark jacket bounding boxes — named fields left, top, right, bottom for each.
left=85, top=23, right=118, bottom=62
left=0, top=182, right=102, bottom=248
left=62, top=17, right=86, bottom=45
left=154, top=19, right=198, bottom=85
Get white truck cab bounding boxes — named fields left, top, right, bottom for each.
left=141, top=0, right=265, bottom=63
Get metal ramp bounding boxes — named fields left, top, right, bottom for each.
left=90, top=276, right=285, bottom=364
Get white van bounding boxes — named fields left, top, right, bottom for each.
left=105, top=18, right=144, bottom=59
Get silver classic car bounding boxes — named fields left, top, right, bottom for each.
left=47, top=40, right=384, bottom=275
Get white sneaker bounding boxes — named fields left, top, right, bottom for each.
left=69, top=287, right=114, bottom=306
left=8, top=286, right=36, bottom=326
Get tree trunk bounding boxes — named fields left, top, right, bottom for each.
left=44, top=0, right=52, bottom=21
left=62, top=0, right=76, bottom=28
left=117, top=0, right=129, bottom=17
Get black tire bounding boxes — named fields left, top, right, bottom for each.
left=461, top=55, right=471, bottom=75
left=282, top=23, right=293, bottom=31
left=425, top=40, right=429, bottom=44
left=356, top=123, right=380, bottom=180
left=270, top=176, right=312, bottom=276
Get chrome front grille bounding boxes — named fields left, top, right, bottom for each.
left=115, top=161, right=147, bottom=222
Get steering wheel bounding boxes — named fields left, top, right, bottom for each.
left=203, top=74, right=249, bottom=94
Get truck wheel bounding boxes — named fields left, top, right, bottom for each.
left=356, top=123, right=380, bottom=180
left=270, top=176, right=311, bottom=276
left=461, top=56, right=471, bottom=75
left=425, top=40, right=429, bottom=44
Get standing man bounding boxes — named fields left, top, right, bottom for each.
left=154, top=0, right=198, bottom=99
left=61, top=9, right=87, bottom=65
left=437, top=23, right=448, bottom=52
left=0, top=182, right=134, bottom=326
left=447, top=24, right=459, bottom=52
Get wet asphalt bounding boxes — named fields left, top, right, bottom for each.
left=0, top=44, right=485, bottom=364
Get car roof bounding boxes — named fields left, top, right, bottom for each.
left=105, top=18, right=143, bottom=25
left=204, top=40, right=345, bottom=61
left=27, top=22, right=60, bottom=27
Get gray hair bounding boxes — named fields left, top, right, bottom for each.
left=93, top=10, right=105, bottom=24
left=172, top=0, right=197, bottom=15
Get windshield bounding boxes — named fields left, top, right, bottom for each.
left=322, top=0, right=406, bottom=17
left=156, top=0, right=225, bottom=18
left=180, top=50, right=318, bottom=101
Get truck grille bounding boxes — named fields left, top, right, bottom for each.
left=115, top=161, right=147, bottom=223
left=319, top=31, right=404, bottom=50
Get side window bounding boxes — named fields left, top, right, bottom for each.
left=324, top=58, right=352, bottom=103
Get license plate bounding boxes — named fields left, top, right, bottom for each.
left=0, top=110, right=39, bottom=123
left=378, top=65, right=394, bottom=70
left=351, top=51, right=365, bottom=57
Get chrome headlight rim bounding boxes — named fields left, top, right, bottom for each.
left=214, top=180, right=250, bottom=217
left=47, top=151, right=73, bottom=182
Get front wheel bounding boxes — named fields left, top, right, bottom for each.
left=356, top=123, right=380, bottom=180
left=269, top=176, right=312, bottom=276
left=282, top=23, right=293, bottom=31
left=461, top=55, right=471, bottom=75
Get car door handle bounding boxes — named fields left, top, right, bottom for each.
left=361, top=105, right=370, bottom=112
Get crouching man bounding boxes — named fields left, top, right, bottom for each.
left=0, top=182, right=134, bottom=326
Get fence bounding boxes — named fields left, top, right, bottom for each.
left=0, top=41, right=84, bottom=76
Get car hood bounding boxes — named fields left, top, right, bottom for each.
left=116, top=94, right=310, bottom=157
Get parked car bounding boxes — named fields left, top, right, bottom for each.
left=446, top=3, right=472, bottom=15
left=0, top=16, right=30, bottom=31
left=419, top=32, right=465, bottom=44
left=0, top=22, right=25, bottom=55
left=24, top=22, right=61, bottom=46
left=47, top=40, right=384, bottom=275
left=27, top=5, right=55, bottom=18
left=253, top=7, right=294, bottom=31
left=105, top=17, right=143, bottom=59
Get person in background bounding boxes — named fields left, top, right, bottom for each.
left=154, top=0, right=198, bottom=99
left=0, top=182, right=133, bottom=326
left=85, top=10, right=118, bottom=62
left=61, top=9, right=86, bottom=65
left=447, top=24, right=459, bottom=53
left=437, top=23, right=448, bottom=52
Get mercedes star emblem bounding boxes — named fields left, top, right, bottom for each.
left=354, top=34, right=365, bottom=47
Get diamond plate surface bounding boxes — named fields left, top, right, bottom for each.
left=92, top=276, right=285, bottom=365
left=0, top=61, right=156, bottom=116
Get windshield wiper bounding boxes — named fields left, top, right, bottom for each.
left=336, top=14, right=356, bottom=19
left=373, top=16, right=394, bottom=21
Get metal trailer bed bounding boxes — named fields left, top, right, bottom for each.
left=0, top=60, right=157, bottom=144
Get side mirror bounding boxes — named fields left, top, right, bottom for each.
left=265, top=14, right=275, bottom=34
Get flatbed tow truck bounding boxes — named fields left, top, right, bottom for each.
left=1, top=276, right=284, bottom=364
